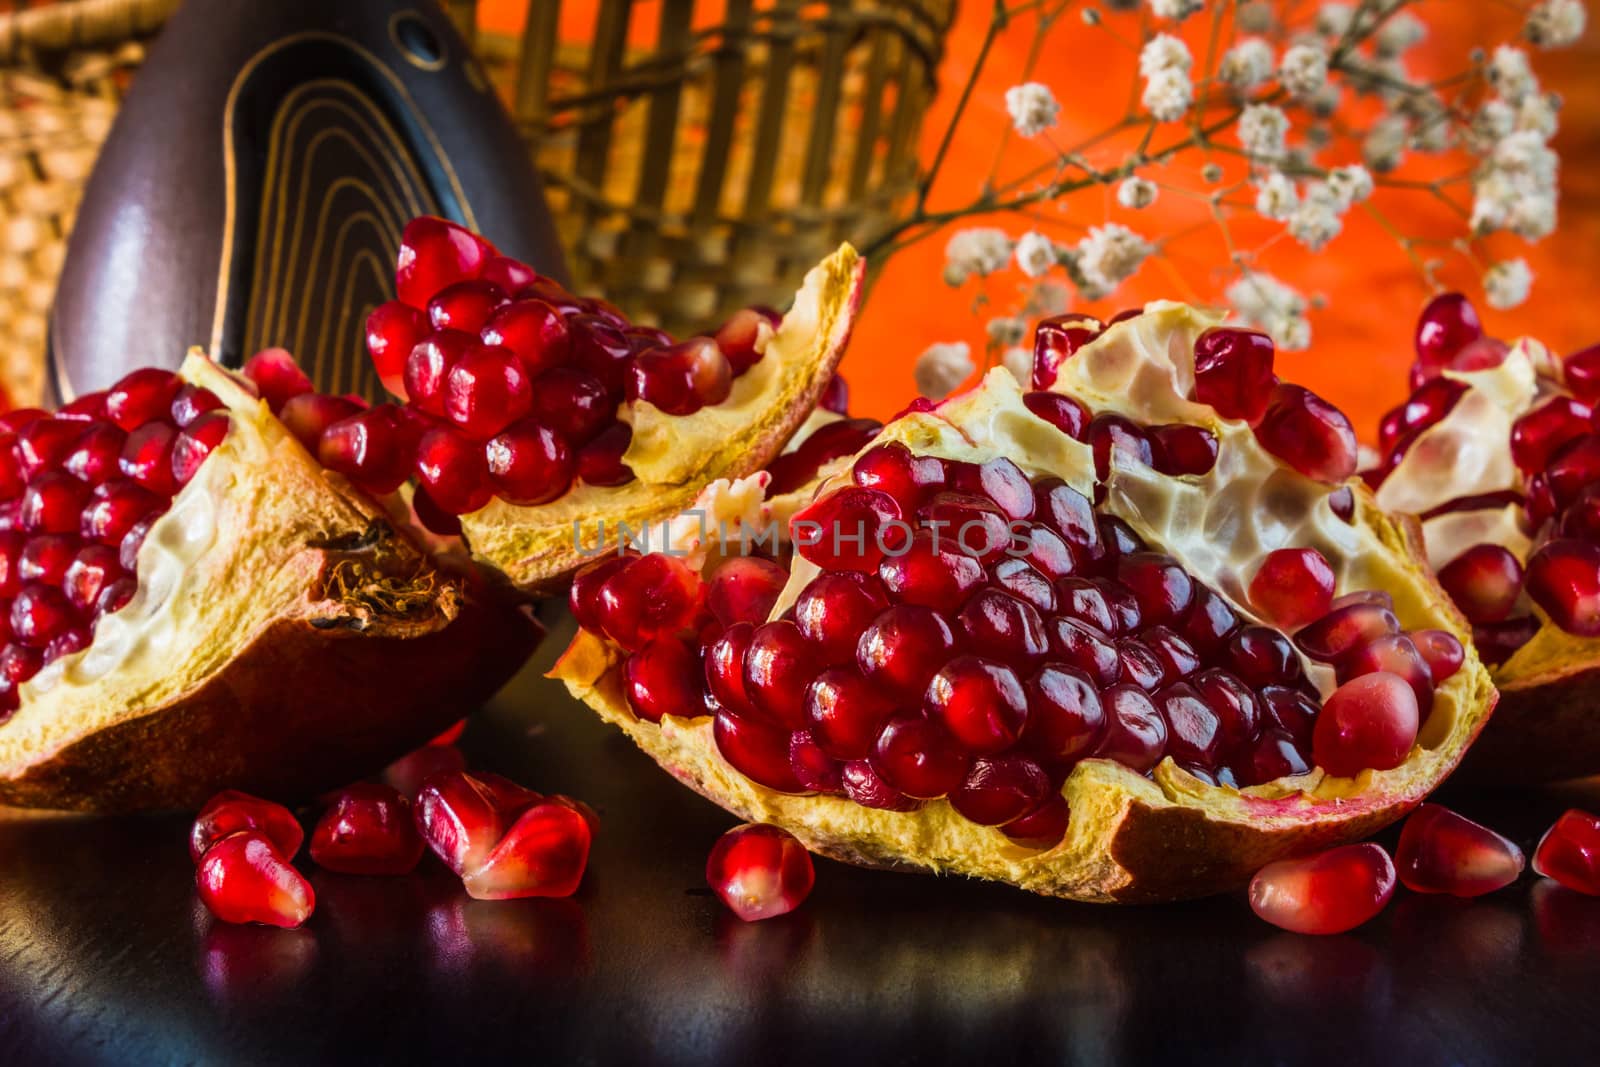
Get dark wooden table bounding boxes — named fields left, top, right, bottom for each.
left=2, top=612, right=1599, bottom=1065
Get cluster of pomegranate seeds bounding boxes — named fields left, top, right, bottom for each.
left=1395, top=804, right=1525, bottom=897
left=1249, top=842, right=1397, bottom=935
left=361, top=216, right=785, bottom=517
left=0, top=367, right=237, bottom=720
left=191, top=792, right=314, bottom=929
left=705, top=822, right=816, bottom=922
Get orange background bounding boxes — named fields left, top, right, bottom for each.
left=486, top=2, right=1600, bottom=439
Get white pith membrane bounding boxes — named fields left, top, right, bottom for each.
left=555, top=305, right=1495, bottom=901
left=458, top=245, right=863, bottom=593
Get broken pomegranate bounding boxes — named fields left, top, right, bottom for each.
left=414, top=769, right=592, bottom=900
left=554, top=305, right=1493, bottom=902
left=311, top=783, right=425, bottom=876
left=706, top=822, right=815, bottom=922
left=196, top=830, right=316, bottom=928
left=1395, top=803, right=1524, bottom=897
left=1249, top=843, right=1396, bottom=935
left=1533, top=809, right=1600, bottom=895
left=0, top=353, right=538, bottom=810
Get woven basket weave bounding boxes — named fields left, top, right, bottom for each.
left=0, top=0, right=953, bottom=404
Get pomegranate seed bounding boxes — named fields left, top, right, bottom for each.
left=1022, top=391, right=1090, bottom=440
left=1533, top=809, right=1600, bottom=896
left=479, top=255, right=541, bottom=293
left=1088, top=413, right=1154, bottom=479
left=623, top=635, right=705, bottom=723
left=404, top=329, right=474, bottom=416
left=918, top=491, right=1011, bottom=564
left=427, top=279, right=506, bottom=333
left=382, top=742, right=466, bottom=800
left=96, top=576, right=137, bottom=617
left=1341, top=632, right=1435, bottom=715
left=951, top=756, right=1051, bottom=825
left=877, top=529, right=985, bottom=613
left=872, top=714, right=971, bottom=798
left=1312, top=671, right=1419, bottom=777
left=1561, top=482, right=1600, bottom=540
left=310, top=783, right=424, bottom=876
left=278, top=394, right=363, bottom=452
left=1048, top=616, right=1122, bottom=686
left=789, top=732, right=844, bottom=793
left=460, top=801, right=592, bottom=901
left=1158, top=682, right=1223, bottom=764
left=1192, top=327, right=1276, bottom=423
left=21, top=470, right=88, bottom=535
left=1525, top=539, right=1600, bottom=636
left=1249, top=843, right=1396, bottom=934
left=714, top=308, right=778, bottom=374
left=442, top=343, right=532, bottom=439
left=791, top=487, right=902, bottom=573
left=805, top=667, right=895, bottom=759
left=196, top=831, right=315, bottom=928
left=17, top=418, right=87, bottom=477
left=1183, top=585, right=1241, bottom=657
left=57, top=424, right=122, bottom=485
left=103, top=368, right=182, bottom=431
left=1411, top=629, right=1465, bottom=682
left=190, top=790, right=304, bottom=863
left=1248, top=547, right=1335, bottom=630
left=569, top=314, right=634, bottom=394
left=856, top=603, right=955, bottom=701
left=1093, top=684, right=1168, bottom=773
left=0, top=643, right=40, bottom=686
left=819, top=373, right=850, bottom=414
left=319, top=407, right=412, bottom=494
left=527, top=368, right=612, bottom=445
left=58, top=391, right=106, bottom=421
left=766, top=417, right=885, bottom=496
left=168, top=384, right=222, bottom=428
left=480, top=299, right=571, bottom=376
left=1512, top=396, right=1593, bottom=473
left=484, top=417, right=575, bottom=505
left=1050, top=578, right=1113, bottom=634
left=1149, top=423, right=1219, bottom=476
left=1473, top=613, right=1536, bottom=667
left=118, top=422, right=181, bottom=495
left=851, top=442, right=946, bottom=512
left=1228, top=626, right=1303, bottom=688
left=925, top=656, right=1028, bottom=754
left=792, top=572, right=888, bottom=663
left=171, top=412, right=230, bottom=488
left=1396, top=803, right=1525, bottom=897
left=81, top=479, right=161, bottom=545
left=1254, top=383, right=1358, bottom=483
left=1545, top=434, right=1600, bottom=507
left=714, top=707, right=806, bottom=792
left=1192, top=668, right=1258, bottom=749
left=840, top=759, right=919, bottom=810
left=414, top=426, right=493, bottom=515
left=1437, top=543, right=1524, bottom=624
left=1021, top=664, right=1105, bottom=760
left=43, top=626, right=89, bottom=665
left=595, top=553, right=702, bottom=651
left=1116, top=638, right=1166, bottom=690
left=707, top=556, right=789, bottom=628
left=705, top=622, right=759, bottom=716
left=1116, top=552, right=1193, bottom=626
left=1565, top=342, right=1600, bottom=402
left=1032, top=313, right=1100, bottom=389
left=955, top=589, right=1049, bottom=669
left=1003, top=793, right=1070, bottom=848
left=20, top=534, right=76, bottom=584
left=569, top=553, right=635, bottom=634
left=239, top=350, right=312, bottom=414
left=706, top=823, right=815, bottom=922
left=1141, top=626, right=1200, bottom=680
left=628, top=338, right=731, bottom=414
left=395, top=216, right=494, bottom=308
left=993, top=558, right=1057, bottom=612
left=743, top=620, right=823, bottom=729
left=62, top=544, right=122, bottom=614
left=1414, top=292, right=1482, bottom=371
left=950, top=457, right=1035, bottom=520
left=365, top=301, right=430, bottom=397
left=1329, top=486, right=1355, bottom=522
left=414, top=770, right=540, bottom=876
left=1296, top=601, right=1400, bottom=661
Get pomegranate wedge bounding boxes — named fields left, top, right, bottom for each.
left=0, top=355, right=538, bottom=810
left=554, top=306, right=1495, bottom=902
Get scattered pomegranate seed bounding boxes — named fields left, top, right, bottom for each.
left=462, top=800, right=592, bottom=900
left=1311, top=671, right=1420, bottom=777
left=1192, top=327, right=1276, bottom=423
left=311, top=783, right=425, bottom=876
left=1248, top=547, right=1335, bottom=630
left=189, top=790, right=304, bottom=864
left=706, top=823, right=815, bottom=922
left=395, top=216, right=494, bottom=309
left=1533, top=809, right=1600, bottom=896
left=1340, top=633, right=1435, bottom=716
left=1249, top=843, right=1396, bottom=935
left=1253, top=383, right=1358, bottom=484
left=414, top=769, right=538, bottom=876
left=1396, top=803, right=1525, bottom=897
left=197, top=831, right=316, bottom=928
left=1524, top=539, right=1600, bottom=636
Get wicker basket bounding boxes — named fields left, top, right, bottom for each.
left=0, top=0, right=953, bottom=404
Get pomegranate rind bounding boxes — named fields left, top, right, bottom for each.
left=460, top=245, right=864, bottom=593
left=1373, top=340, right=1600, bottom=782
left=555, top=327, right=1496, bottom=902
left=0, top=355, right=540, bottom=811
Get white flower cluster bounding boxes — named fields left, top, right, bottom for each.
left=1238, top=103, right=1289, bottom=159
left=1226, top=273, right=1311, bottom=350
left=943, top=228, right=1013, bottom=285
left=1525, top=0, right=1587, bottom=49
left=1117, top=176, right=1159, bottom=209
left=1278, top=44, right=1328, bottom=97
left=1005, top=82, right=1059, bottom=138
left=1375, top=12, right=1427, bottom=57
left=1471, top=46, right=1560, bottom=240
left=1363, top=115, right=1409, bottom=172
left=1140, top=34, right=1193, bottom=122
left=1251, top=164, right=1371, bottom=250
left=914, top=342, right=974, bottom=400
left=1219, top=37, right=1274, bottom=90
left=1254, top=173, right=1298, bottom=222
left=1075, top=223, right=1152, bottom=297
left=1483, top=258, right=1533, bottom=309
left=986, top=315, right=1029, bottom=348
left=1149, top=0, right=1204, bottom=20
left=1013, top=231, right=1059, bottom=278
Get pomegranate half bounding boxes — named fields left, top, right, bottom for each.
left=0, top=355, right=538, bottom=810
left=553, top=305, right=1496, bottom=902
left=1369, top=294, right=1600, bottom=782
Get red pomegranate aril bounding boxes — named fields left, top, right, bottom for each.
left=841, top=758, right=920, bottom=810
left=239, top=350, right=313, bottom=415
left=1340, top=633, right=1434, bottom=716
left=1533, top=809, right=1600, bottom=895
left=765, top=417, right=884, bottom=496
left=1411, top=629, right=1465, bottom=683
left=856, top=603, right=955, bottom=701
left=1093, top=684, right=1168, bottom=773
left=22, top=471, right=90, bottom=534
left=404, top=329, right=474, bottom=416
left=707, top=823, right=815, bottom=922
left=1329, top=486, right=1355, bottom=523
left=463, top=800, right=592, bottom=901
left=1032, top=313, right=1101, bottom=389
left=1250, top=842, right=1396, bottom=935
left=42, top=625, right=87, bottom=665
left=103, top=368, right=182, bottom=431
left=872, top=714, right=971, bottom=798
left=568, top=314, right=633, bottom=394
left=1254, top=383, right=1358, bottom=484
left=805, top=667, right=895, bottom=760
left=1158, top=682, right=1223, bottom=764
left=18, top=418, right=87, bottom=477
left=485, top=417, right=575, bottom=505
left=1191, top=668, right=1258, bottom=749
left=1003, top=793, right=1070, bottom=848
left=1116, top=552, right=1193, bottom=626
left=851, top=442, right=946, bottom=512
left=1437, top=543, right=1523, bottom=625
left=1248, top=547, right=1334, bottom=630
left=60, top=423, right=125, bottom=485
left=96, top=577, right=137, bottom=617
left=366, top=301, right=430, bottom=397
left=58, top=391, right=106, bottom=421
left=1034, top=480, right=1102, bottom=561
left=443, top=343, right=533, bottom=439
left=993, top=558, right=1057, bottom=612
left=61, top=544, right=122, bottom=614
left=595, top=552, right=702, bottom=651
left=951, top=456, right=1034, bottom=521
left=480, top=254, right=541, bottom=293
left=918, top=491, right=1011, bottom=564
left=0, top=643, right=40, bottom=687
left=82, top=479, right=161, bottom=546
left=1396, top=803, right=1524, bottom=897
left=1021, top=664, right=1105, bottom=760
left=1386, top=377, right=1468, bottom=454
left=629, top=338, right=731, bottom=414
left=791, top=487, right=902, bottom=573
left=11, top=583, right=76, bottom=647
left=1182, top=585, right=1241, bottom=657
left=707, top=556, right=790, bottom=629
left=197, top=831, right=315, bottom=928
left=427, top=279, right=506, bottom=333
left=951, top=756, right=1051, bottom=826
left=877, top=530, right=985, bottom=613
left=1048, top=617, right=1121, bottom=687
left=1259, top=685, right=1319, bottom=745
left=1022, top=391, right=1090, bottom=440
left=1193, top=327, right=1276, bottom=423
left=1524, top=539, right=1600, bottom=636
left=705, top=621, right=759, bottom=716
left=955, top=589, right=1049, bottom=668
left=742, top=620, right=822, bottom=729
left=1545, top=434, right=1600, bottom=507
left=190, top=790, right=305, bottom=863
left=1414, top=291, right=1482, bottom=370
left=1141, top=625, right=1201, bottom=681
left=925, top=655, right=1029, bottom=754
left=119, top=421, right=181, bottom=495
left=413, top=426, right=493, bottom=515
left=789, top=732, right=844, bottom=793
left=792, top=572, right=888, bottom=664
left=310, top=783, right=424, bottom=876
left=623, top=635, right=705, bottom=723
left=1566, top=342, right=1600, bottom=402
left=569, top=552, right=635, bottom=634
left=1511, top=396, right=1593, bottom=474
left=817, top=373, right=849, bottom=414
left=1088, top=413, right=1154, bottom=480
left=1295, top=601, right=1401, bottom=662
left=1244, top=728, right=1311, bottom=782
left=1117, top=638, right=1166, bottom=690
left=715, top=707, right=806, bottom=793
left=527, top=367, right=612, bottom=445
left=278, top=393, right=363, bottom=452
left=414, top=770, right=533, bottom=876
left=1227, top=626, right=1303, bottom=688
left=714, top=308, right=777, bottom=375
left=0, top=440, right=21, bottom=500
left=0, top=532, right=21, bottom=596
left=1149, top=423, right=1219, bottom=476
left=20, top=534, right=77, bottom=585
left=319, top=408, right=412, bottom=494
left=481, top=299, right=572, bottom=377
left=1560, top=483, right=1600, bottom=540
left=171, top=413, right=230, bottom=488
left=1312, top=671, right=1419, bottom=777
left=395, top=216, right=493, bottom=308
left=1052, top=577, right=1114, bottom=634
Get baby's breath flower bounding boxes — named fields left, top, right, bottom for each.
left=1483, top=259, right=1533, bottom=310
left=1525, top=0, right=1587, bottom=49
left=1510, top=193, right=1558, bottom=239
left=1001, top=346, right=1033, bottom=386
left=987, top=316, right=1029, bottom=348
left=1253, top=172, right=1298, bottom=221
left=1139, top=33, right=1193, bottom=75
left=1076, top=223, right=1152, bottom=295
left=944, top=228, right=1013, bottom=284
left=1023, top=281, right=1071, bottom=317
left=1148, top=0, right=1203, bottom=19
left=1142, top=67, right=1194, bottom=122
left=1474, top=100, right=1517, bottom=144
left=1363, top=115, right=1409, bottom=172
left=1013, top=231, right=1059, bottom=278
left=1327, top=164, right=1374, bottom=209
left=1287, top=182, right=1344, bottom=251
left=1517, top=93, right=1561, bottom=138
left=914, top=342, right=975, bottom=400
left=1227, top=273, right=1311, bottom=350
left=1278, top=44, right=1328, bottom=97
left=1315, top=3, right=1354, bottom=38
left=1117, top=176, right=1159, bottom=209
left=1238, top=103, right=1289, bottom=158
left=1489, top=45, right=1539, bottom=104
left=1004, top=82, right=1060, bottom=137
left=1374, top=12, right=1426, bottom=57
left=1219, top=37, right=1274, bottom=90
